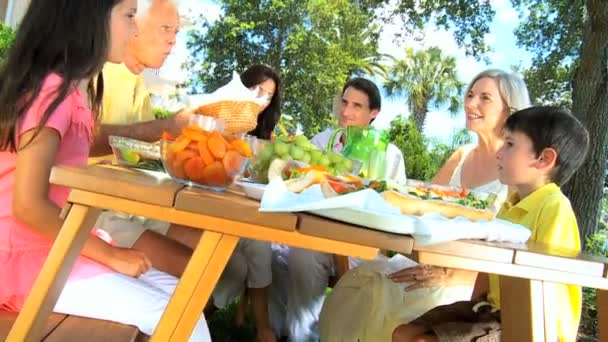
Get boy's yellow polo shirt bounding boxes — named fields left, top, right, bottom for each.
left=101, top=62, right=155, bottom=125
left=488, top=183, right=581, bottom=342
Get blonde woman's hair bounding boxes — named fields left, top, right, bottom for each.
left=466, top=69, right=531, bottom=114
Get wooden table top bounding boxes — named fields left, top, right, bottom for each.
left=51, top=165, right=608, bottom=282
left=50, top=165, right=182, bottom=207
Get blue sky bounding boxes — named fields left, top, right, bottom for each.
left=163, top=0, right=533, bottom=144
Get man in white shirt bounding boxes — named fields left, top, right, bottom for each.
left=270, top=78, right=407, bottom=341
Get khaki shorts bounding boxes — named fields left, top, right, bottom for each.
left=411, top=300, right=501, bottom=342
left=95, top=211, right=171, bottom=248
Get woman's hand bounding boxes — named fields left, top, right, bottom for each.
left=107, top=247, right=152, bottom=278
left=389, top=264, right=451, bottom=291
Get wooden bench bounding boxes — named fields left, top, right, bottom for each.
left=0, top=311, right=145, bottom=341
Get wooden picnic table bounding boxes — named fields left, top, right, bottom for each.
left=6, top=165, right=608, bottom=341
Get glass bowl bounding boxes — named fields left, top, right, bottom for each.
left=109, top=135, right=163, bottom=171
left=160, top=132, right=250, bottom=192
left=245, top=138, right=272, bottom=183
left=189, top=114, right=225, bottom=132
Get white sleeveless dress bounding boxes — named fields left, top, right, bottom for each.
left=319, top=145, right=509, bottom=342
left=448, top=144, right=508, bottom=210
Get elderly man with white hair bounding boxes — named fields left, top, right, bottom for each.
left=91, top=0, right=202, bottom=278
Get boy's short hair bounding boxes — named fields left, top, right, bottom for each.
left=504, top=106, right=590, bottom=185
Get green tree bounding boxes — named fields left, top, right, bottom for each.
left=0, top=22, right=14, bottom=64
left=187, top=0, right=382, bottom=137
left=384, top=47, right=464, bottom=131
left=384, top=0, right=608, bottom=241
left=347, top=53, right=395, bottom=79
left=510, top=0, right=608, bottom=241
left=389, top=116, right=435, bottom=181
left=388, top=116, right=462, bottom=181
left=384, top=0, right=495, bottom=58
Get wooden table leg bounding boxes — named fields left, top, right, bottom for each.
left=151, top=231, right=239, bottom=342
left=541, top=282, right=557, bottom=341
left=599, top=289, right=608, bottom=342
left=499, top=276, right=545, bottom=342
left=6, top=204, right=100, bottom=342
left=171, top=233, right=239, bottom=341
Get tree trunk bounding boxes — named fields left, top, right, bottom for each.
left=562, top=0, right=608, bottom=245
left=411, top=103, right=428, bottom=132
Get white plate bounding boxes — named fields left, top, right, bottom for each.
left=237, top=181, right=267, bottom=200
left=309, top=207, right=416, bottom=235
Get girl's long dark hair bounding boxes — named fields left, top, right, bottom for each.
left=241, top=64, right=282, bottom=140
left=0, top=0, right=121, bottom=152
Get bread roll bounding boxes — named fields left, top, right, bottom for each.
left=382, top=190, right=494, bottom=221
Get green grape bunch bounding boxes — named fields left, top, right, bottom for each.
left=248, top=135, right=355, bottom=183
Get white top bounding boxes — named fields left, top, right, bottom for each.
left=449, top=144, right=509, bottom=211
left=311, top=128, right=407, bottom=184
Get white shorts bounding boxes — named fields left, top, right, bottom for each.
left=212, top=239, right=272, bottom=308
left=95, top=211, right=171, bottom=248
left=55, top=268, right=210, bottom=341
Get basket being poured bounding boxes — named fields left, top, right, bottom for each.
left=189, top=72, right=267, bottom=135
left=195, top=100, right=262, bottom=135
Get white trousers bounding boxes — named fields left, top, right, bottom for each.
left=94, top=211, right=171, bottom=248
left=54, top=268, right=211, bottom=341
left=212, top=239, right=272, bottom=309
left=269, top=246, right=335, bottom=342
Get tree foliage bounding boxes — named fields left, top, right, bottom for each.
left=511, top=0, right=608, bottom=241
left=385, top=0, right=495, bottom=59
left=406, top=0, right=608, bottom=241
left=388, top=116, right=466, bottom=181
left=187, top=0, right=382, bottom=137
left=384, top=47, right=464, bottom=131
left=0, top=22, right=14, bottom=65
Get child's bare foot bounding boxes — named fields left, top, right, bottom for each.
left=256, top=327, right=277, bottom=342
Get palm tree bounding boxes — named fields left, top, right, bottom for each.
left=347, top=53, right=396, bottom=79
left=384, top=47, right=464, bottom=131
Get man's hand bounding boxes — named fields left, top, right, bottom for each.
left=170, top=107, right=196, bottom=135
left=389, top=264, right=450, bottom=291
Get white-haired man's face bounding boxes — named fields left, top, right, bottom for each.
left=129, top=0, right=179, bottom=70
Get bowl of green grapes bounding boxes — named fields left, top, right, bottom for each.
left=247, top=135, right=357, bottom=184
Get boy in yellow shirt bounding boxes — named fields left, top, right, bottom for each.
left=392, top=106, right=590, bottom=342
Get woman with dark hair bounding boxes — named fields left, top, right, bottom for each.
left=0, top=0, right=210, bottom=339
left=201, top=64, right=283, bottom=342
left=240, top=64, right=282, bottom=140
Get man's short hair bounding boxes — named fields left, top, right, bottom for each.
left=341, top=77, right=381, bottom=112
left=504, top=106, right=590, bottom=185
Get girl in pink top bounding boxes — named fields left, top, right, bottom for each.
left=0, top=0, right=210, bottom=340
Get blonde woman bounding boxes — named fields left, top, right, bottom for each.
left=318, top=69, right=531, bottom=342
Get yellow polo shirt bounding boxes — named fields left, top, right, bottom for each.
left=488, top=183, right=581, bottom=342
left=91, top=63, right=156, bottom=163
left=101, top=62, right=155, bottom=124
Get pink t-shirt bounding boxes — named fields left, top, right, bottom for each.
left=0, top=74, right=110, bottom=311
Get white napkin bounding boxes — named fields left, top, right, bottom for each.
left=258, top=177, right=532, bottom=246
left=260, top=177, right=400, bottom=214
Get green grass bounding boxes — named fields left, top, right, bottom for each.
left=208, top=301, right=256, bottom=341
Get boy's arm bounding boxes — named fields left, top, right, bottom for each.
left=471, top=272, right=490, bottom=301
